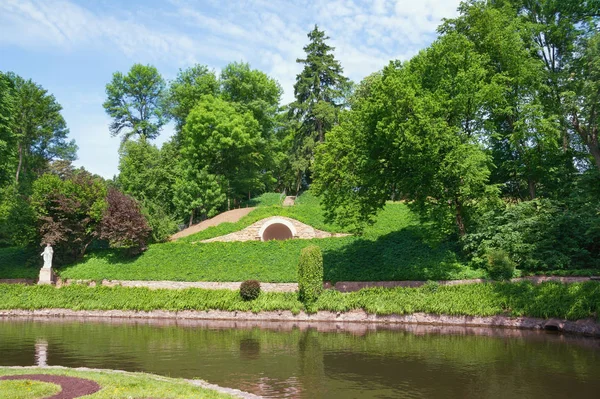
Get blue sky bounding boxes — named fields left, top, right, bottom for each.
left=0, top=0, right=461, bottom=178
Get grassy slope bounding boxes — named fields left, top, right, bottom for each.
left=0, top=380, right=60, bottom=399
left=57, top=192, right=482, bottom=282
left=0, top=368, right=232, bottom=399
left=1, top=281, right=599, bottom=320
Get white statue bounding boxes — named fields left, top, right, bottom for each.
left=41, top=244, right=53, bottom=269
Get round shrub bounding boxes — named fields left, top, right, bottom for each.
left=486, top=249, right=516, bottom=280
left=298, top=245, right=323, bottom=303
left=240, top=280, right=261, bottom=301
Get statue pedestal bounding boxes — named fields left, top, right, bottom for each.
left=38, top=268, right=55, bottom=285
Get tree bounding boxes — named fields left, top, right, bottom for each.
left=181, top=95, right=264, bottom=208
left=103, top=64, right=167, bottom=141
left=220, top=62, right=282, bottom=136
left=568, top=32, right=600, bottom=170
left=288, top=26, right=350, bottom=192
left=314, top=33, right=498, bottom=236
left=7, top=73, right=77, bottom=185
left=441, top=2, right=565, bottom=200
left=167, top=64, right=219, bottom=133
left=292, top=25, right=349, bottom=143
left=31, top=172, right=107, bottom=263
left=0, top=72, right=15, bottom=188
left=99, top=188, right=151, bottom=256
left=220, top=62, right=283, bottom=192
left=172, top=164, right=225, bottom=227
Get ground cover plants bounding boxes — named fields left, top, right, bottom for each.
left=1, top=281, right=599, bottom=321
left=0, top=367, right=233, bottom=399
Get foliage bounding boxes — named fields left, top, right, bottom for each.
left=239, top=279, right=261, bottom=301
left=464, top=192, right=600, bottom=271
left=6, top=72, right=77, bottom=186
left=99, top=188, right=150, bottom=256
left=103, top=64, right=167, bottom=141
left=167, top=64, right=219, bottom=132
left=287, top=25, right=350, bottom=191
left=0, top=368, right=232, bottom=399
left=297, top=245, right=323, bottom=303
left=30, top=172, right=107, bottom=263
left=314, top=33, right=500, bottom=236
left=0, top=185, right=36, bottom=247
left=182, top=95, right=265, bottom=206
left=172, top=164, right=225, bottom=227
left=141, top=200, right=178, bottom=243
left=485, top=249, right=515, bottom=280
left=1, top=281, right=599, bottom=321
left=45, top=200, right=483, bottom=283
left=0, top=72, right=15, bottom=188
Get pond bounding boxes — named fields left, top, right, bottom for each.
left=1, top=318, right=599, bottom=398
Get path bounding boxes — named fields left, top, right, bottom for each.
left=170, top=207, right=255, bottom=241
left=282, top=196, right=296, bottom=206
left=50, top=275, right=599, bottom=293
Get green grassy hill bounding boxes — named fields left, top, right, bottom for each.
left=0, top=192, right=485, bottom=282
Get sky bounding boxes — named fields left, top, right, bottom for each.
left=0, top=0, right=462, bottom=178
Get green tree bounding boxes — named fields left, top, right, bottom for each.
left=442, top=2, right=565, bottom=199
left=172, top=164, right=225, bottom=227
left=568, top=32, right=600, bottom=170
left=103, top=64, right=167, bottom=141
left=167, top=64, right=219, bottom=133
left=220, top=62, right=283, bottom=192
left=314, top=34, right=498, bottom=236
left=288, top=25, right=350, bottom=192
left=181, top=95, right=264, bottom=208
left=7, top=73, right=77, bottom=185
left=0, top=72, right=15, bottom=188
left=292, top=25, right=349, bottom=143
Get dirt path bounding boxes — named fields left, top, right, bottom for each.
left=170, top=207, right=256, bottom=241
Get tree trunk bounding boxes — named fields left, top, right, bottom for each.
left=590, top=132, right=600, bottom=171
left=528, top=178, right=536, bottom=200
left=189, top=209, right=194, bottom=228
left=15, top=143, right=23, bottom=184
left=455, top=199, right=466, bottom=237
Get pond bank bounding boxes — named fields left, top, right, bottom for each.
left=2, top=309, right=599, bottom=337
left=0, top=366, right=260, bottom=398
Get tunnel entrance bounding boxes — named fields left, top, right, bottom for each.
left=261, top=223, right=294, bottom=241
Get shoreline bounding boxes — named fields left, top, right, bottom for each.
left=1, top=308, right=599, bottom=337
left=0, top=366, right=261, bottom=399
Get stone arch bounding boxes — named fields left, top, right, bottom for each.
left=258, top=218, right=297, bottom=241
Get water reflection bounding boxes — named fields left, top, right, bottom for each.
left=1, top=317, right=599, bottom=398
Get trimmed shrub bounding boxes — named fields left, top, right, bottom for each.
left=486, top=249, right=515, bottom=280
left=298, top=245, right=323, bottom=303
left=240, top=279, right=261, bottom=301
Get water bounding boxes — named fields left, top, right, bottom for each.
left=0, top=317, right=599, bottom=398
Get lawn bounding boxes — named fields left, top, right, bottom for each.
left=57, top=192, right=482, bottom=282
left=1, top=281, right=599, bottom=320
left=0, top=367, right=233, bottom=398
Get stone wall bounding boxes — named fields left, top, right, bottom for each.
left=200, top=216, right=349, bottom=243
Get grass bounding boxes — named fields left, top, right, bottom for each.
left=0, top=380, right=60, bottom=399
left=1, top=281, right=599, bottom=320
left=3, top=191, right=598, bottom=283
left=0, top=367, right=233, bottom=398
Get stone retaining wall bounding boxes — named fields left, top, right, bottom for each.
left=49, top=275, right=599, bottom=292
left=2, top=309, right=599, bottom=337
left=200, top=216, right=349, bottom=243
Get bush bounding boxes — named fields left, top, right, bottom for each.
left=298, top=245, right=323, bottom=303
left=486, top=249, right=515, bottom=280
left=240, top=280, right=261, bottom=301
